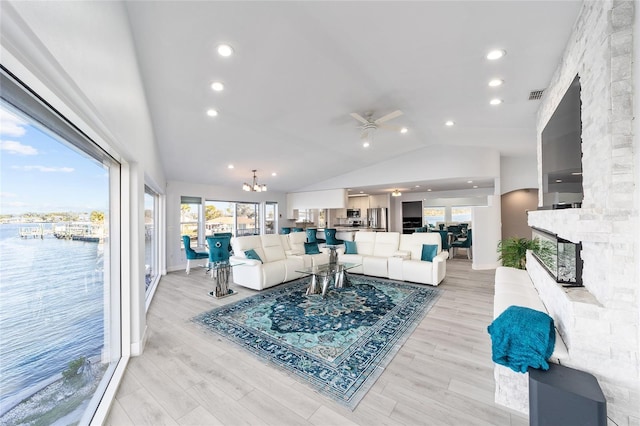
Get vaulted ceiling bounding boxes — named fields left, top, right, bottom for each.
left=125, top=1, right=581, bottom=194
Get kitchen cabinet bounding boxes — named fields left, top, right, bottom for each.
left=369, top=194, right=389, bottom=209
left=348, top=196, right=369, bottom=212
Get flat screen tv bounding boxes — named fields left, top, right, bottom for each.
left=541, top=75, right=583, bottom=209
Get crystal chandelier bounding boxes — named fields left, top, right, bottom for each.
left=242, top=170, right=267, bottom=192
left=391, top=189, right=402, bottom=197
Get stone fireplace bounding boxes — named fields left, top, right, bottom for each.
left=510, top=1, right=639, bottom=424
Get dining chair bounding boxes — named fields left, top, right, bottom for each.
left=182, top=235, right=208, bottom=274
left=436, top=230, right=450, bottom=251
left=206, top=235, right=231, bottom=277
left=213, top=232, right=233, bottom=255
left=281, top=227, right=291, bottom=234
left=451, top=229, right=472, bottom=259
left=292, top=227, right=304, bottom=232
left=324, top=228, right=343, bottom=246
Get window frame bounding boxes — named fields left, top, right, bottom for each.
left=0, top=65, right=125, bottom=425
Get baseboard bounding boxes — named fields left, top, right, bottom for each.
left=130, top=325, right=148, bottom=356
left=472, top=262, right=500, bottom=270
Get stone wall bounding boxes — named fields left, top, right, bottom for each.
left=524, top=1, right=639, bottom=424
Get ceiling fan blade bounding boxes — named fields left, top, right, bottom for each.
left=350, top=112, right=370, bottom=124
left=374, top=110, right=403, bottom=124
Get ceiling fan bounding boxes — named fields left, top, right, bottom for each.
left=349, top=110, right=404, bottom=146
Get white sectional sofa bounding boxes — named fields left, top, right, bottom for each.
left=340, top=231, right=448, bottom=286
left=230, top=231, right=448, bottom=290
left=230, top=233, right=329, bottom=290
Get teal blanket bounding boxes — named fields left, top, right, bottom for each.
left=487, top=305, right=556, bottom=373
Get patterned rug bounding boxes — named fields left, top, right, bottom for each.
left=193, top=274, right=441, bottom=409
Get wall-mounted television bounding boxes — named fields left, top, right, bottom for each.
left=541, top=75, right=583, bottom=209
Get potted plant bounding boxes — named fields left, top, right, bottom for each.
left=497, top=237, right=554, bottom=270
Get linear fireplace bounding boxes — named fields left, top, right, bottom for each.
left=531, top=227, right=583, bottom=287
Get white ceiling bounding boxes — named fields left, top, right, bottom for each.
left=125, top=1, right=581, bottom=195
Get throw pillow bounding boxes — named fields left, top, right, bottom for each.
left=244, top=249, right=263, bottom=263
left=421, top=244, right=438, bottom=262
left=344, top=240, right=358, bottom=254
left=304, top=242, right=320, bottom=255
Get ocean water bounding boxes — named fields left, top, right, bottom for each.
left=0, top=223, right=105, bottom=413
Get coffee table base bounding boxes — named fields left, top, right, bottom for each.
left=305, top=268, right=352, bottom=297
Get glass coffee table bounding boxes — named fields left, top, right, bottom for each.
left=296, top=262, right=361, bottom=297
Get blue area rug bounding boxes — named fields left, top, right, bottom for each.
left=193, top=274, right=441, bottom=409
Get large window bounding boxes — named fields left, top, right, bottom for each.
left=144, top=186, right=159, bottom=299
left=423, top=207, right=445, bottom=226
left=204, top=200, right=234, bottom=235
left=236, top=202, right=259, bottom=236
left=0, top=70, right=121, bottom=425
left=180, top=196, right=201, bottom=247
left=452, top=206, right=472, bottom=223
left=265, top=202, right=277, bottom=234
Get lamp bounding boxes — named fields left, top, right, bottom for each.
left=391, top=189, right=402, bottom=197
left=243, top=170, right=267, bottom=192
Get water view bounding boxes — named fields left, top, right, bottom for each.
left=0, top=222, right=107, bottom=423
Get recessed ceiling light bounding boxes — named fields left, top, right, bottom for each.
left=362, top=141, right=370, bottom=148
left=211, top=81, right=225, bottom=91
left=217, top=44, right=234, bottom=57
left=271, top=172, right=277, bottom=176
left=556, top=179, right=563, bottom=183
left=360, top=191, right=364, bottom=194
left=427, top=189, right=432, bottom=192
left=400, top=127, right=408, bottom=134
left=467, top=180, right=473, bottom=183
left=473, top=185, right=478, bottom=189
left=486, top=49, right=506, bottom=60
left=206, top=109, right=218, bottom=117
left=227, top=164, right=234, bottom=169
left=445, top=120, right=454, bottom=126
left=489, top=79, right=504, bottom=87
left=571, top=172, right=583, bottom=176
left=415, top=185, right=420, bottom=188
left=490, top=99, right=503, bottom=106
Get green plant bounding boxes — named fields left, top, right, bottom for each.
left=497, top=237, right=554, bottom=269
left=62, top=356, right=86, bottom=381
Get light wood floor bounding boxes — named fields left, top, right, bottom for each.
left=105, top=259, right=528, bottom=425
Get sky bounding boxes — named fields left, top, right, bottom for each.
left=0, top=104, right=109, bottom=215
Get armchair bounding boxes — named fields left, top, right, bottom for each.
left=451, top=229, right=472, bottom=259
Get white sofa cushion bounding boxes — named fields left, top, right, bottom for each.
left=287, top=231, right=307, bottom=255
left=261, top=234, right=286, bottom=262
left=232, top=235, right=266, bottom=261
left=354, top=232, right=376, bottom=255
left=372, top=232, right=400, bottom=257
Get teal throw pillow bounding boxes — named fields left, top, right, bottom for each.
left=344, top=240, right=358, bottom=254
left=421, top=244, right=438, bottom=262
left=244, top=249, right=263, bottom=263
left=304, top=242, right=320, bottom=255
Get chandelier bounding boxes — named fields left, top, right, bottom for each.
left=391, top=189, right=402, bottom=197
left=243, top=170, right=267, bottom=192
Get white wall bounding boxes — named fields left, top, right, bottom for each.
left=500, top=155, right=538, bottom=194
left=471, top=196, right=501, bottom=270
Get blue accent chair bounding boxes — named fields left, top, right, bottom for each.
left=324, top=228, right=343, bottom=246
left=292, top=227, right=304, bottom=232
left=213, top=232, right=233, bottom=254
left=206, top=236, right=231, bottom=275
left=415, top=227, right=428, bottom=233
left=451, top=229, right=472, bottom=259
left=306, top=228, right=325, bottom=244
left=182, top=235, right=208, bottom=274
left=436, top=230, right=450, bottom=251
left=281, top=227, right=291, bottom=234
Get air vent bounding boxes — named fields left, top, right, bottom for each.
left=529, top=89, right=545, bottom=100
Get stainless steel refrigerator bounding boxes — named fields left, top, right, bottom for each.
left=367, top=208, right=388, bottom=230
